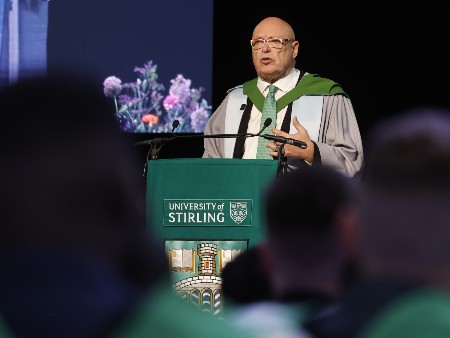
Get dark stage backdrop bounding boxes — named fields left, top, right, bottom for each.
left=213, top=0, right=450, bottom=142
left=48, top=0, right=213, bottom=104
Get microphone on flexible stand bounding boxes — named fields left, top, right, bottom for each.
left=261, top=134, right=308, bottom=149
left=135, top=117, right=273, bottom=145
left=256, top=118, right=307, bottom=177
left=256, top=117, right=273, bottom=136
left=134, top=120, right=180, bottom=148
left=171, top=119, right=180, bottom=134
left=255, top=117, right=307, bottom=149
left=133, top=137, right=173, bottom=147
left=167, top=118, right=273, bottom=141
left=135, top=117, right=284, bottom=176
left=134, top=120, right=180, bottom=157
left=135, top=118, right=270, bottom=176
left=135, top=121, right=181, bottom=177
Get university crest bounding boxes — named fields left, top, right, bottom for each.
left=229, top=201, right=247, bottom=224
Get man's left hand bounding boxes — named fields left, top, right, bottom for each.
left=266, top=116, right=315, bottom=162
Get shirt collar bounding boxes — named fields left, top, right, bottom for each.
left=257, top=68, right=300, bottom=94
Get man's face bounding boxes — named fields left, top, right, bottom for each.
left=251, top=19, right=298, bottom=83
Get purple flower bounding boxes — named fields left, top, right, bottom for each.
left=163, top=95, right=180, bottom=111
left=134, top=60, right=156, bottom=75
left=103, top=60, right=211, bottom=133
left=190, top=105, right=210, bottom=132
left=103, top=76, right=122, bottom=97
left=122, top=82, right=139, bottom=90
left=118, top=94, right=132, bottom=106
left=168, top=74, right=191, bottom=101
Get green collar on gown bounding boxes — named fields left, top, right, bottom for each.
left=242, top=73, right=348, bottom=113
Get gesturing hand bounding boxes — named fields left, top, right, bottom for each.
left=266, top=116, right=315, bottom=162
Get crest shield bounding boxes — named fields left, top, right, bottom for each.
left=230, top=201, right=247, bottom=224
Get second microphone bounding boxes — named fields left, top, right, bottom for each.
left=261, top=134, right=308, bottom=149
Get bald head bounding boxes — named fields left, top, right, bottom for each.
left=251, top=17, right=298, bottom=83
left=253, top=17, right=295, bottom=41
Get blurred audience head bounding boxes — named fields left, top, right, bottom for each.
left=0, top=73, right=168, bottom=287
left=221, top=243, right=274, bottom=307
left=263, top=165, right=359, bottom=300
left=359, top=106, right=450, bottom=286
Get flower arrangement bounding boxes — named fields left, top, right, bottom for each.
left=103, top=60, right=211, bottom=133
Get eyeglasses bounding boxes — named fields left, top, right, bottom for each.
left=250, top=38, right=293, bottom=50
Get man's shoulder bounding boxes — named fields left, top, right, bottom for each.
left=300, top=73, right=348, bottom=97
left=227, top=84, right=244, bottom=94
left=301, top=73, right=338, bottom=89
left=226, top=85, right=247, bottom=102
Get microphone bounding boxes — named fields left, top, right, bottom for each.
left=134, top=117, right=282, bottom=160
left=167, top=118, right=270, bottom=141
left=171, top=119, right=180, bottom=133
left=257, top=118, right=272, bottom=136
left=134, top=120, right=181, bottom=146
left=262, top=134, right=308, bottom=149
left=133, top=137, right=173, bottom=146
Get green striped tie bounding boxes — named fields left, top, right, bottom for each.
left=256, top=84, right=278, bottom=159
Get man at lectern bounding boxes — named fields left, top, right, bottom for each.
left=203, top=16, right=363, bottom=178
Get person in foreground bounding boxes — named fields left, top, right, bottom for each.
left=303, top=106, right=450, bottom=338
left=224, top=165, right=359, bottom=338
left=203, top=16, right=363, bottom=177
left=0, top=74, right=250, bottom=338
left=221, top=243, right=274, bottom=308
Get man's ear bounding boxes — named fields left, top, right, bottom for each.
left=292, top=41, right=299, bottom=58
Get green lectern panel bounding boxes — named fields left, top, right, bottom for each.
left=146, top=158, right=278, bottom=316
left=146, top=158, right=278, bottom=247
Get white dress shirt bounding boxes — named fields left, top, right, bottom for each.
left=243, top=68, right=301, bottom=159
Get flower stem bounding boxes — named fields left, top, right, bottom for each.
left=113, top=96, right=119, bottom=114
